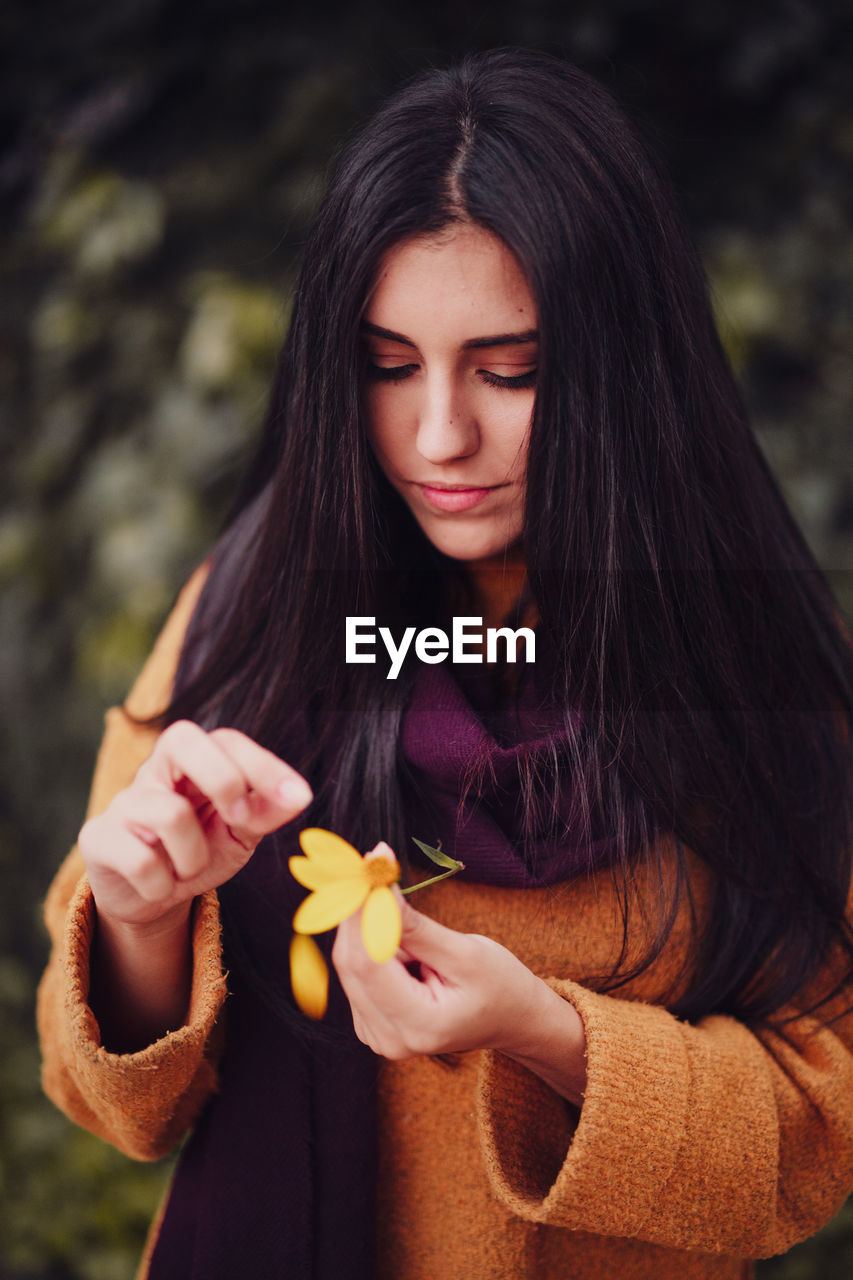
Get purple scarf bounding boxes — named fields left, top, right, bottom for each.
left=146, top=513, right=606, bottom=1279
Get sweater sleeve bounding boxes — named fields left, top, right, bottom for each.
left=476, top=965, right=853, bottom=1258
left=36, top=562, right=230, bottom=1162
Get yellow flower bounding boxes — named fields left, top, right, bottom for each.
left=288, top=828, right=403, bottom=1018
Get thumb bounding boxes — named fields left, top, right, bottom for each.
left=395, top=889, right=467, bottom=972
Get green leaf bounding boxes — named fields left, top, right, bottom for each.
left=411, top=836, right=464, bottom=871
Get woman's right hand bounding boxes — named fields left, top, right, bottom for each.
left=79, top=719, right=314, bottom=930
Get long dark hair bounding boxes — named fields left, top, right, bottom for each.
left=164, top=48, right=853, bottom=1028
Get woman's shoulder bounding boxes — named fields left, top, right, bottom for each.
left=124, top=561, right=212, bottom=721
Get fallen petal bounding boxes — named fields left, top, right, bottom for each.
left=290, top=934, right=329, bottom=1019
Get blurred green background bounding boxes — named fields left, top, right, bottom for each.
left=1, top=0, right=852, bottom=1275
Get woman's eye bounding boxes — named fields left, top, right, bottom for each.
left=365, top=361, right=417, bottom=382
left=364, top=361, right=537, bottom=389
left=480, top=369, right=538, bottom=390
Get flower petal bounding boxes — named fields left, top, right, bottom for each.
left=290, top=934, right=329, bottom=1019
left=293, top=879, right=370, bottom=934
left=298, top=827, right=365, bottom=877
left=289, top=855, right=358, bottom=890
left=361, top=886, right=402, bottom=963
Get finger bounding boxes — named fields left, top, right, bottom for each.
left=350, top=1008, right=371, bottom=1047
left=142, top=720, right=313, bottom=836
left=207, top=728, right=313, bottom=829
left=84, top=820, right=177, bottom=904
left=395, top=895, right=471, bottom=977
left=142, top=720, right=258, bottom=828
left=111, top=784, right=210, bottom=881
left=335, top=939, right=404, bottom=1056
left=333, top=907, right=429, bottom=1014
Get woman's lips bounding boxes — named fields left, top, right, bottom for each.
left=417, top=484, right=498, bottom=512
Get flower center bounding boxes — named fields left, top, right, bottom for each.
left=365, top=852, right=400, bottom=889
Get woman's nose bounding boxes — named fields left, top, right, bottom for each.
left=415, top=376, right=479, bottom=463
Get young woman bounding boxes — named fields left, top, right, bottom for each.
left=38, top=49, right=853, bottom=1280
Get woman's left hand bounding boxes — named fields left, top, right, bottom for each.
left=331, top=887, right=588, bottom=1107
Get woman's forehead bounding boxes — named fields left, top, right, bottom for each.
left=365, top=225, right=537, bottom=342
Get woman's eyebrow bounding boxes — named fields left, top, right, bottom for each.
left=360, top=321, right=538, bottom=349
left=464, top=329, right=538, bottom=350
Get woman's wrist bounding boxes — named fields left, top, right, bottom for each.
left=498, top=974, right=588, bottom=1109
left=90, top=899, right=195, bottom=1053
left=95, top=897, right=193, bottom=940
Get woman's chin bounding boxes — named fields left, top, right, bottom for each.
left=417, top=522, right=523, bottom=566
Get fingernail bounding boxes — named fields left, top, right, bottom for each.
left=276, top=776, right=313, bottom=808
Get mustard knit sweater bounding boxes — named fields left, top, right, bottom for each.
left=37, top=566, right=853, bottom=1279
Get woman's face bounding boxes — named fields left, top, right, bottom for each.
left=362, top=223, right=537, bottom=565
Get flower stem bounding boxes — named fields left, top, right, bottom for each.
left=401, top=864, right=465, bottom=895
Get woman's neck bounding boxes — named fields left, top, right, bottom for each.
left=463, top=544, right=533, bottom=633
